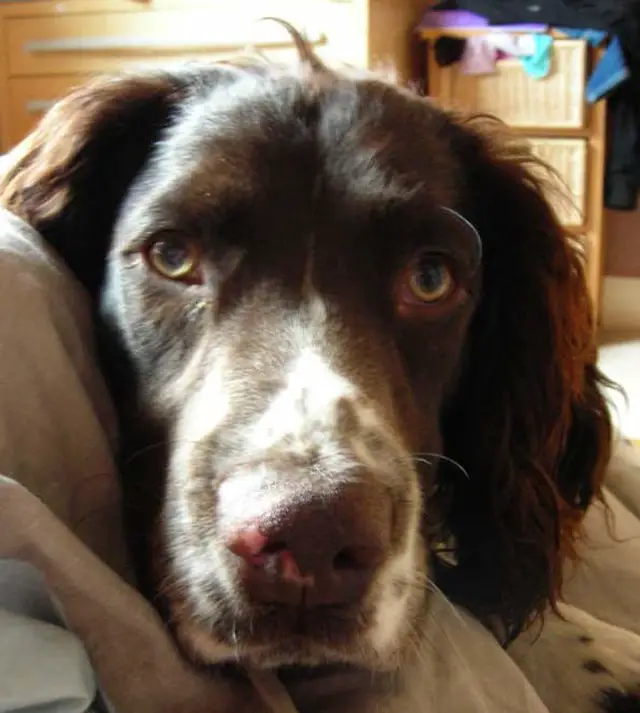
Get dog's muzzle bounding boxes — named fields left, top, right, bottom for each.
left=219, top=477, right=392, bottom=609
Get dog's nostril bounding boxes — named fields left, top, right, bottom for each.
left=333, top=547, right=363, bottom=571
left=333, top=545, right=382, bottom=571
left=261, top=540, right=287, bottom=555
left=226, top=486, right=392, bottom=606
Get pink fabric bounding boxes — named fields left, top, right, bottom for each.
left=460, top=36, right=498, bottom=74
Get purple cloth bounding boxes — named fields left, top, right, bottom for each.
left=418, top=8, right=546, bottom=32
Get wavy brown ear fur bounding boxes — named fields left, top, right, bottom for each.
left=0, top=72, right=191, bottom=294
left=0, top=31, right=325, bottom=296
left=434, top=116, right=613, bottom=641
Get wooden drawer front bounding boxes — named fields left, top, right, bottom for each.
left=7, top=9, right=329, bottom=76
left=434, top=39, right=586, bottom=129
left=526, top=137, right=587, bottom=226
left=6, top=76, right=83, bottom=146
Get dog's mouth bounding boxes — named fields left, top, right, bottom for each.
left=169, top=587, right=378, bottom=669
left=163, top=534, right=428, bottom=672
left=156, top=470, right=427, bottom=671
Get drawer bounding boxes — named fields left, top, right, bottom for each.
left=526, top=137, right=587, bottom=226
left=434, top=39, right=587, bottom=129
left=6, top=8, right=329, bottom=76
left=5, top=76, right=84, bottom=146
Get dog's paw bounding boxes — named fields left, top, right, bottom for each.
left=579, top=642, right=640, bottom=713
left=554, top=635, right=640, bottom=713
left=598, top=688, right=640, bottom=713
left=573, top=610, right=640, bottom=713
left=508, top=605, right=640, bottom=713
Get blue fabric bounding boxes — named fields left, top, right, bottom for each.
left=586, top=36, right=630, bottom=103
left=556, top=27, right=608, bottom=47
left=551, top=29, right=630, bottom=103
left=520, top=34, right=553, bottom=79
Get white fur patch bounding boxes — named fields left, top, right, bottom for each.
left=369, top=523, right=420, bottom=658
left=174, top=352, right=231, bottom=443
left=216, top=467, right=293, bottom=529
left=248, top=347, right=354, bottom=451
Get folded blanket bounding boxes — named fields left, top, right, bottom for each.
left=0, top=206, right=638, bottom=712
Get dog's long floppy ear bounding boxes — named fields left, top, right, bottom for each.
left=435, top=116, right=613, bottom=641
left=0, top=72, right=190, bottom=294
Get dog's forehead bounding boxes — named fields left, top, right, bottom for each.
left=124, top=71, right=458, bottom=226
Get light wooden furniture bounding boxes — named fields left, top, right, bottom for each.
left=421, top=28, right=607, bottom=320
left=0, top=0, right=424, bottom=149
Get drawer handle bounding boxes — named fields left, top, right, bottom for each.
left=24, top=29, right=325, bottom=54
left=25, top=99, right=56, bottom=114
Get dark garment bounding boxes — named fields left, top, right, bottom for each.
left=433, top=0, right=640, bottom=209
left=605, top=84, right=640, bottom=210
left=436, top=0, right=636, bottom=31
left=435, top=36, right=467, bottom=67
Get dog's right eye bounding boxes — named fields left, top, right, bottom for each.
left=145, top=234, right=203, bottom=284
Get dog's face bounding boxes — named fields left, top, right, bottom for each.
left=101, top=70, right=482, bottom=668
left=0, top=49, right=611, bottom=674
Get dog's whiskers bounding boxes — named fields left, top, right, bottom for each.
left=424, top=577, right=471, bottom=630
left=231, top=621, right=240, bottom=662
left=412, top=452, right=471, bottom=481
left=402, top=624, right=438, bottom=709
left=422, top=605, right=493, bottom=712
left=123, top=437, right=200, bottom=468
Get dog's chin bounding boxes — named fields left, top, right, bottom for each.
left=171, top=603, right=405, bottom=672
left=162, top=536, right=426, bottom=672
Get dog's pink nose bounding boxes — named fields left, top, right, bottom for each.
left=226, top=488, right=390, bottom=607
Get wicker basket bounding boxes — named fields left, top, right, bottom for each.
left=436, top=39, right=586, bottom=129
left=526, top=137, right=587, bottom=226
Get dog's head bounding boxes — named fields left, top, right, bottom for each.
left=0, top=41, right=611, bottom=671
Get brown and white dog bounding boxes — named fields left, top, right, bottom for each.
left=0, top=27, right=638, bottom=713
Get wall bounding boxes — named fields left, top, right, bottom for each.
left=605, top=208, right=640, bottom=277
left=602, top=207, right=640, bottom=331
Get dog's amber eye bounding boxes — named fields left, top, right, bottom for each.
left=146, top=235, right=202, bottom=283
left=408, top=253, right=455, bottom=303
left=395, top=251, right=464, bottom=319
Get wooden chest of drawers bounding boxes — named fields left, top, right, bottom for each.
left=0, top=0, right=424, bottom=147
left=422, top=28, right=607, bottom=319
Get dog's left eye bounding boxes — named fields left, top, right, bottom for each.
left=408, top=254, right=455, bottom=303
left=145, top=235, right=202, bottom=284
left=395, top=250, right=465, bottom=318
